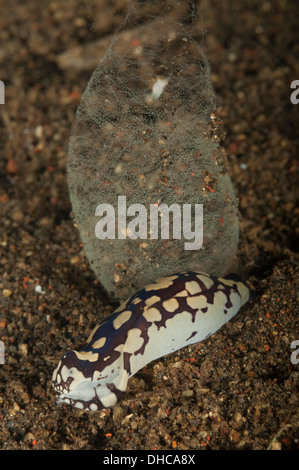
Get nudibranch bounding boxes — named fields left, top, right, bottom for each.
left=52, top=271, right=250, bottom=411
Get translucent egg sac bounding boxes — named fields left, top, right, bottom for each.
left=67, top=1, right=239, bottom=300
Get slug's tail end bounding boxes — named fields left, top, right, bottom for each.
left=223, top=272, right=253, bottom=307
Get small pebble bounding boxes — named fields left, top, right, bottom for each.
left=229, top=430, right=241, bottom=443
left=112, top=405, right=125, bottom=423
left=24, top=432, right=35, bottom=443
left=11, top=208, right=24, bottom=223
left=19, top=343, right=28, bottom=356
left=35, top=285, right=45, bottom=294
left=182, top=389, right=194, bottom=397
left=270, top=440, right=282, bottom=450
left=2, top=289, right=12, bottom=297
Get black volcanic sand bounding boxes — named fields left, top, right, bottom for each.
left=0, top=0, right=298, bottom=450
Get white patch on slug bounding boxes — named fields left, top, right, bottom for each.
left=185, top=280, right=202, bottom=295
left=143, top=306, right=162, bottom=322
left=74, top=350, right=99, bottom=362
left=196, top=274, right=214, bottom=288
left=145, top=295, right=161, bottom=308
left=145, top=275, right=178, bottom=291
left=186, top=295, right=207, bottom=311
left=162, top=297, right=179, bottom=312
left=124, top=328, right=144, bottom=354
left=113, top=310, right=132, bottom=329
left=92, top=336, right=106, bottom=349
left=174, top=290, right=188, bottom=297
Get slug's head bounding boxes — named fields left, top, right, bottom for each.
left=52, top=347, right=128, bottom=411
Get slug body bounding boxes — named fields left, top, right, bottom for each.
left=52, top=271, right=250, bottom=411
